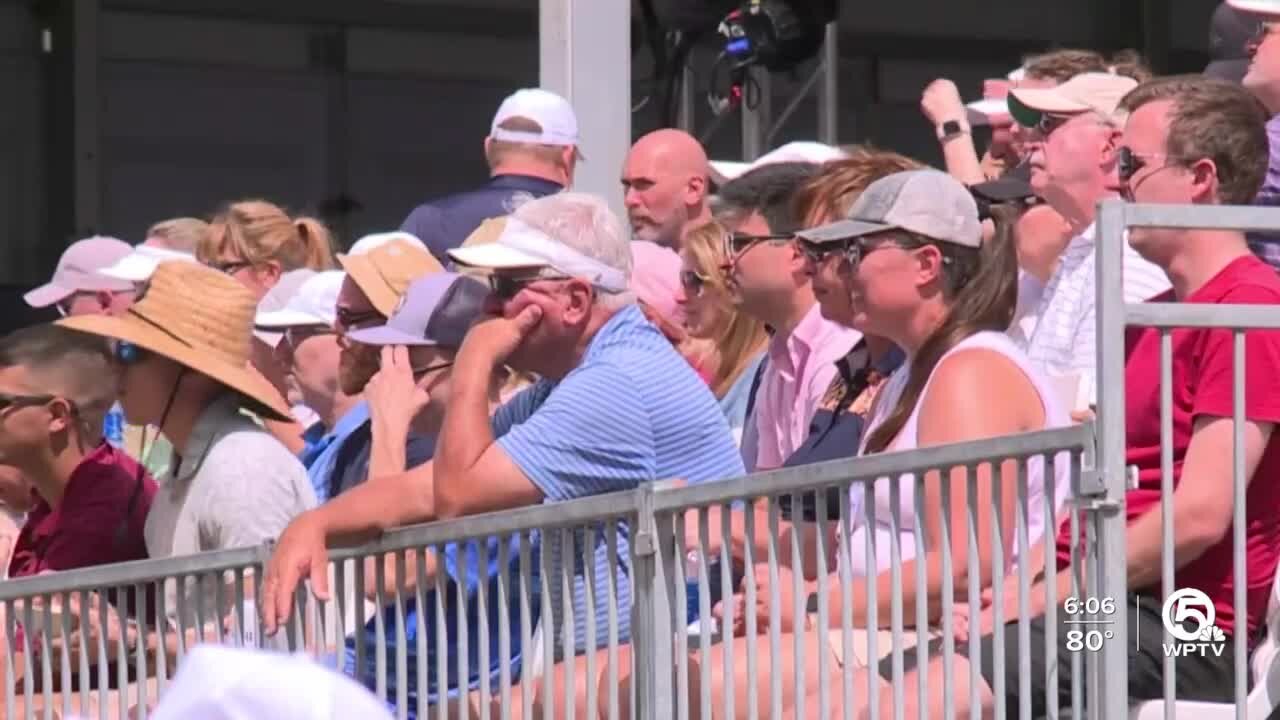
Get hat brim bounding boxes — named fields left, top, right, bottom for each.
left=345, top=325, right=436, bottom=347
left=966, top=98, right=1011, bottom=126
left=337, top=253, right=398, bottom=318
left=98, top=258, right=157, bottom=283
left=709, top=160, right=750, bottom=186
left=446, top=243, right=549, bottom=271
left=57, top=313, right=293, bottom=422
left=1007, top=88, right=1091, bottom=128
left=23, top=282, right=72, bottom=308
left=255, top=308, right=330, bottom=329
left=796, top=219, right=895, bottom=244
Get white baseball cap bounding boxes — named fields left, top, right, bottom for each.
left=490, top=88, right=580, bottom=147
left=150, top=645, right=393, bottom=720
left=346, top=231, right=428, bottom=257
left=256, top=270, right=345, bottom=329
left=253, top=268, right=318, bottom=346
left=97, top=244, right=197, bottom=282
left=1228, top=0, right=1280, bottom=17
left=709, top=141, right=847, bottom=186
left=964, top=66, right=1028, bottom=126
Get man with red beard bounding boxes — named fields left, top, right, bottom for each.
left=307, top=236, right=443, bottom=502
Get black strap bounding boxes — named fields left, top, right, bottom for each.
left=327, top=420, right=372, bottom=500
left=742, top=355, right=770, bottom=423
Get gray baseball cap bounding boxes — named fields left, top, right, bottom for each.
left=347, top=272, right=487, bottom=348
left=797, top=169, right=983, bottom=248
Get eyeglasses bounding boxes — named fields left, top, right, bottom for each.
left=335, top=307, right=383, bottom=332
left=724, top=232, right=795, bottom=258
left=487, top=273, right=572, bottom=301
left=411, top=361, right=454, bottom=378
left=113, top=341, right=149, bottom=366
left=1117, top=146, right=1171, bottom=183
left=1033, top=113, right=1075, bottom=138
left=283, top=326, right=335, bottom=349
left=0, top=392, right=56, bottom=413
left=679, top=269, right=711, bottom=297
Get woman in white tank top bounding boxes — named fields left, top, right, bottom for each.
left=686, top=169, right=1072, bottom=720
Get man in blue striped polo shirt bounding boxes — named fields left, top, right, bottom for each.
left=440, top=192, right=744, bottom=653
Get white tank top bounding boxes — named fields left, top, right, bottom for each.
left=846, top=330, right=1071, bottom=577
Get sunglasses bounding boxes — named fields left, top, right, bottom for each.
left=0, top=392, right=56, bottom=413
left=1033, top=113, right=1075, bottom=138
left=679, top=269, right=711, bottom=297
left=411, top=361, right=454, bottom=378
left=335, top=307, right=383, bottom=332
left=1117, top=146, right=1172, bottom=183
left=725, top=232, right=796, bottom=258
left=487, top=273, right=572, bottom=300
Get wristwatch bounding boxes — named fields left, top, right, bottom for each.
left=937, top=119, right=970, bottom=142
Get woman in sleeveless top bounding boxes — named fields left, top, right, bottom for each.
left=682, top=169, right=1070, bottom=719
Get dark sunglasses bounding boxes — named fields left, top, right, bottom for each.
left=487, top=273, right=571, bottom=300
left=796, top=236, right=858, bottom=265
left=411, top=361, right=454, bottom=378
left=1117, top=146, right=1172, bottom=183
left=0, top=392, right=56, bottom=412
left=725, top=232, right=795, bottom=257
left=335, top=307, right=383, bottom=331
left=679, top=269, right=711, bottom=297
left=1033, top=113, right=1074, bottom=138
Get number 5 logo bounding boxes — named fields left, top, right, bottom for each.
left=1162, top=588, right=1215, bottom=643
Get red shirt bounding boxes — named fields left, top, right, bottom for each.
left=1058, top=255, right=1280, bottom=640
left=8, top=443, right=156, bottom=578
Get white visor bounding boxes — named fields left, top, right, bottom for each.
left=447, top=218, right=628, bottom=293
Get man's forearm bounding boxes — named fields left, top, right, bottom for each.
left=1124, top=501, right=1221, bottom=590
left=940, top=134, right=987, bottom=186
left=368, top=417, right=410, bottom=479
left=435, top=359, right=499, bottom=484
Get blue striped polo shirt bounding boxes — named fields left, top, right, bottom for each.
left=493, top=304, right=744, bottom=652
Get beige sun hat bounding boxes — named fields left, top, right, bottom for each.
left=337, top=238, right=443, bottom=317
left=57, top=260, right=292, bottom=421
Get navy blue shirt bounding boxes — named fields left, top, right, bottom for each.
left=399, top=174, right=563, bottom=261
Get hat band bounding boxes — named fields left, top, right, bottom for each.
left=490, top=127, right=578, bottom=147
left=498, top=218, right=628, bottom=292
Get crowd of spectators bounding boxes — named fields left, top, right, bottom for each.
left=4, top=2, right=1280, bottom=716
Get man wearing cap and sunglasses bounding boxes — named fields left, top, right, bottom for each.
left=400, top=88, right=581, bottom=261
left=1006, top=71, right=1171, bottom=411
left=263, top=193, right=743, bottom=704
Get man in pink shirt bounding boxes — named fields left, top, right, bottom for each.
left=714, top=161, right=862, bottom=471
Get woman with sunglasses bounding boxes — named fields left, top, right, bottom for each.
left=676, top=221, right=769, bottom=445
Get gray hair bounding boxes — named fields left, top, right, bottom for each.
left=511, top=192, right=636, bottom=311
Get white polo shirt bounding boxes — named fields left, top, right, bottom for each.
left=1021, top=222, right=1170, bottom=408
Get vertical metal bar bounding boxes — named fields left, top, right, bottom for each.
left=539, top=532, right=554, bottom=720
left=677, top=64, right=696, bottom=133
left=581, top=526, right=597, bottom=720
left=1068, top=454, right=1083, bottom=716
left=1017, top=459, right=1033, bottom=720
left=790, top=492, right=807, bottom=720
left=696, top=507, right=712, bottom=720
left=817, top=22, right=839, bottom=143
left=519, top=534, right=533, bottom=720
left=1232, top=330, right=1248, bottom=716
left=990, top=462, right=1007, bottom=720
left=497, top=537, right=512, bottom=720
left=5, top=600, right=15, bottom=720
left=888, top=478, right=904, bottom=720
left=766, top=498, right=784, bottom=720
left=965, top=467, right=983, bottom=720
left=742, top=505, right=758, bottom=720
left=42, top=595, right=53, bottom=720
left=20, top=600, right=34, bottom=720
left=741, top=67, right=771, bottom=160
left=865, top=481, right=879, bottom=720
left=194, top=575, right=208, bottom=650
left=415, top=550, right=429, bottom=720
left=457, top=543, right=472, bottom=720
left=354, top=556, right=368, bottom=690
left=560, top=528, right=576, bottom=720
left=134, top=584, right=149, bottom=717
left=912, top=474, right=929, bottom=720
left=940, top=473, right=955, bottom=720
left=1093, top=198, right=1131, bottom=720
left=1043, top=453, right=1060, bottom=720
left=374, top=553, right=388, bottom=704
left=1160, top=328, right=1176, bottom=719
left=333, top=559, right=347, bottom=664
left=606, top=520, right=620, bottom=720
left=394, top=552, right=408, bottom=720
left=175, top=577, right=188, bottom=662
left=633, top=483, right=674, bottom=720
left=815, top=490, right=832, bottom=720
left=719, top=504, right=736, bottom=720
left=57, top=594, right=71, bottom=719
left=478, top=540, right=493, bottom=720
left=435, top=545, right=449, bottom=720
left=113, top=592, right=127, bottom=720
left=674, top=513, right=690, bottom=720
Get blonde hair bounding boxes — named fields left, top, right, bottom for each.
left=200, top=200, right=336, bottom=271
left=146, top=217, right=209, bottom=253
left=683, top=220, right=769, bottom=398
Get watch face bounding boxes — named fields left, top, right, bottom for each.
left=943, top=121, right=962, bottom=135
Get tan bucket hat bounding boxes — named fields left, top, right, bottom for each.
left=337, top=238, right=443, bottom=317
left=57, top=261, right=292, bottom=421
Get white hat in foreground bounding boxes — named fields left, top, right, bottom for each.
left=709, top=141, right=847, bottom=185
left=97, top=244, right=197, bottom=283
left=256, top=270, right=345, bottom=329
left=150, top=645, right=393, bottom=720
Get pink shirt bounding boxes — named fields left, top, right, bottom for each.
left=750, top=303, right=861, bottom=470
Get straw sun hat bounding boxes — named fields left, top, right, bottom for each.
left=57, top=261, right=292, bottom=421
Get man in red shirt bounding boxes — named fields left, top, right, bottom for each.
left=884, top=77, right=1280, bottom=717
left=0, top=324, right=156, bottom=672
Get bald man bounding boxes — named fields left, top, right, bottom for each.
left=621, top=129, right=712, bottom=249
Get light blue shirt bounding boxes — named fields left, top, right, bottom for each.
left=305, top=402, right=370, bottom=503
left=493, top=305, right=744, bottom=651
left=718, top=352, right=766, bottom=447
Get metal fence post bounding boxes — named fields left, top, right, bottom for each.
left=630, top=482, right=675, bottom=720
left=1093, top=199, right=1132, bottom=720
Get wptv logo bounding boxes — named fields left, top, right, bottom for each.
left=1161, top=588, right=1226, bottom=658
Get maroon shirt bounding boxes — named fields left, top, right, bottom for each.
left=8, top=443, right=156, bottom=578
